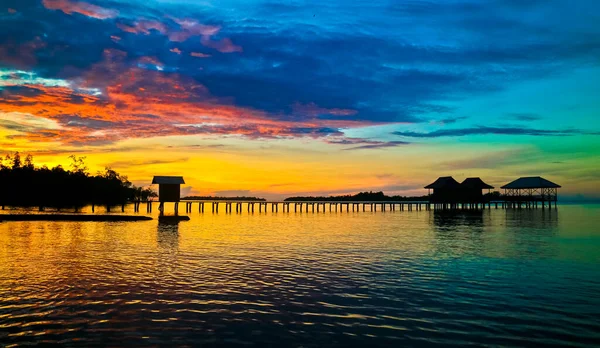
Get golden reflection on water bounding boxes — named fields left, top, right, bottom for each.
left=1, top=205, right=599, bottom=346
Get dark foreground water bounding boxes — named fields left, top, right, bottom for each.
left=1, top=205, right=599, bottom=346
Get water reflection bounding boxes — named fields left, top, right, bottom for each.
left=157, top=222, right=179, bottom=250
left=431, top=209, right=485, bottom=229
left=0, top=206, right=599, bottom=346
left=504, top=208, right=559, bottom=230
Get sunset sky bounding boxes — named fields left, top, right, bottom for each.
left=1, top=0, right=599, bottom=200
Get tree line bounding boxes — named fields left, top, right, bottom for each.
left=183, top=196, right=266, bottom=201
left=0, top=152, right=157, bottom=209
left=284, top=191, right=430, bottom=202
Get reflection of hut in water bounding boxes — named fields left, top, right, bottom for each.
left=157, top=221, right=180, bottom=249
left=425, top=176, right=462, bottom=203
left=460, top=178, right=494, bottom=203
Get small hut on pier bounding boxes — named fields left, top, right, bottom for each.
left=425, top=176, right=462, bottom=203
left=460, top=178, right=494, bottom=203
left=501, top=177, right=560, bottom=207
left=152, top=176, right=185, bottom=202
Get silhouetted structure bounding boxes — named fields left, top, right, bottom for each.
left=152, top=176, right=185, bottom=215
left=460, top=178, right=494, bottom=203
left=153, top=176, right=185, bottom=202
left=501, top=177, right=560, bottom=208
left=425, top=176, right=462, bottom=204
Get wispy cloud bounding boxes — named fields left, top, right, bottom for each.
left=393, top=126, right=598, bottom=138
left=507, top=113, right=542, bottom=121
left=42, top=0, right=118, bottom=19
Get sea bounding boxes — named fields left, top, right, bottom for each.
left=1, top=204, right=599, bottom=346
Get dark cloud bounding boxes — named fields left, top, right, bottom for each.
left=107, top=158, right=189, bottom=168
left=393, top=126, right=598, bottom=138
left=507, top=113, right=542, bottom=121
left=343, top=141, right=410, bottom=151
left=326, top=138, right=410, bottom=151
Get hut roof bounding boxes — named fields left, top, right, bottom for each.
left=461, top=177, right=494, bottom=189
left=501, top=176, right=561, bottom=189
left=424, top=176, right=461, bottom=189
left=152, top=176, right=185, bottom=185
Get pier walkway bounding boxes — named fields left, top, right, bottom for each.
left=132, top=199, right=558, bottom=215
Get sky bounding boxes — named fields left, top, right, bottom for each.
left=0, top=0, right=599, bottom=200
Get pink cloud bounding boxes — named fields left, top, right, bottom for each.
left=117, top=20, right=167, bottom=35
left=112, top=16, right=243, bottom=54
left=8, top=8, right=17, bottom=14
left=170, top=48, right=182, bottom=55
left=168, top=19, right=220, bottom=42
left=190, top=52, right=211, bottom=58
left=200, top=37, right=243, bottom=53
left=42, top=0, right=118, bottom=20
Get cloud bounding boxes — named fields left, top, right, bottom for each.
left=117, top=20, right=167, bottom=35
left=200, top=36, right=243, bottom=53
left=292, top=102, right=357, bottom=118
left=107, top=158, right=189, bottom=168
left=507, top=113, right=542, bottom=121
left=430, top=116, right=468, bottom=125
left=392, top=126, right=598, bottom=138
left=190, top=52, right=211, bottom=58
left=42, top=0, right=118, bottom=20
left=2, top=0, right=599, bottom=149
left=326, top=138, right=410, bottom=150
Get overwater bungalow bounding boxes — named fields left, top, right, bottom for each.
left=460, top=177, right=494, bottom=203
left=425, top=176, right=462, bottom=203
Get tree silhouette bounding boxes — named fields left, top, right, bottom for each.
left=0, top=152, right=156, bottom=209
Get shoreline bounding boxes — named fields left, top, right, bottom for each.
left=0, top=214, right=153, bottom=222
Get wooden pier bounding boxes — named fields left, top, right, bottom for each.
left=136, top=174, right=561, bottom=216
left=140, top=199, right=558, bottom=215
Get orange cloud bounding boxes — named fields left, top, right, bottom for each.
left=0, top=50, right=377, bottom=145
left=42, top=0, right=118, bottom=19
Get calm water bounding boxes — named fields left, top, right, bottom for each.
left=1, top=205, right=599, bottom=346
